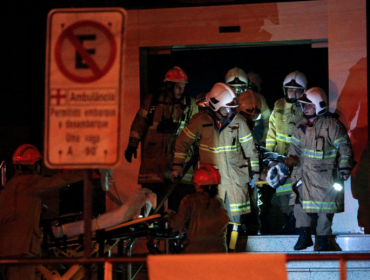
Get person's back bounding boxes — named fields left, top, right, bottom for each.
left=169, top=192, right=229, bottom=253
left=0, top=172, right=43, bottom=257
left=0, top=144, right=84, bottom=280
left=169, top=164, right=229, bottom=253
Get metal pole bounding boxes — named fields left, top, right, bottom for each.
left=339, top=257, right=347, bottom=280
left=164, top=199, right=169, bottom=254
left=104, top=261, right=113, bottom=280
left=126, top=238, right=137, bottom=280
left=83, top=170, right=93, bottom=280
left=0, top=257, right=147, bottom=265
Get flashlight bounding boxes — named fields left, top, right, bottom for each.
left=333, top=182, right=343, bottom=191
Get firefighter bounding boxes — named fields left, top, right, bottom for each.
left=225, top=68, right=271, bottom=146
left=168, top=164, right=229, bottom=253
left=237, top=90, right=274, bottom=234
left=246, top=71, right=262, bottom=94
left=124, top=66, right=198, bottom=212
left=0, top=144, right=84, bottom=280
left=224, top=67, right=249, bottom=95
left=266, top=70, right=307, bottom=234
left=288, top=87, right=354, bottom=251
left=225, top=68, right=272, bottom=234
left=172, top=82, right=260, bottom=247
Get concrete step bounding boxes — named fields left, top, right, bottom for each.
left=241, top=235, right=370, bottom=280
left=285, top=252, right=370, bottom=280
left=244, top=234, right=370, bottom=252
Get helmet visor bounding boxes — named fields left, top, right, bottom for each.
left=230, top=85, right=248, bottom=95
left=297, top=93, right=312, bottom=104
left=225, top=97, right=239, bottom=108
left=240, top=106, right=262, bottom=121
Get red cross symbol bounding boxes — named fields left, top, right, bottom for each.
left=51, top=89, right=67, bottom=105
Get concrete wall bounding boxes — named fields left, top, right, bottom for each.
left=328, top=0, right=367, bottom=233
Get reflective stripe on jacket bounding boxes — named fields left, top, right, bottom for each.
left=266, top=98, right=303, bottom=195
left=288, top=115, right=354, bottom=213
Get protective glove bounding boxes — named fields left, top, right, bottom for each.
left=124, top=146, right=137, bottom=163
left=340, top=171, right=350, bottom=181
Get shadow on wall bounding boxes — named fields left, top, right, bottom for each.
left=335, top=57, right=369, bottom=233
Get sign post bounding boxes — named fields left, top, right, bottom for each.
left=45, top=8, right=125, bottom=169
left=45, top=9, right=126, bottom=279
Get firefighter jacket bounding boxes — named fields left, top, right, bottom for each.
left=266, top=98, right=303, bottom=196
left=168, top=191, right=229, bottom=253
left=0, top=170, right=83, bottom=257
left=288, top=115, right=354, bottom=214
left=128, top=89, right=198, bottom=184
left=173, top=110, right=260, bottom=216
left=252, top=93, right=271, bottom=145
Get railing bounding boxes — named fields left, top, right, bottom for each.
left=286, top=253, right=370, bottom=280
left=1, top=253, right=370, bottom=280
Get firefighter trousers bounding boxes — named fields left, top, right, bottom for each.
left=294, top=185, right=334, bottom=235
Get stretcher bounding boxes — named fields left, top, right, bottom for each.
left=38, top=189, right=184, bottom=280
left=39, top=214, right=183, bottom=280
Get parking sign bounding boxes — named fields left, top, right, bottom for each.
left=45, top=8, right=125, bottom=169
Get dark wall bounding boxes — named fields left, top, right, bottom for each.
left=146, top=44, right=328, bottom=109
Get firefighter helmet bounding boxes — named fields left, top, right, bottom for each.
left=205, top=83, right=239, bottom=112
left=225, top=67, right=249, bottom=95
left=192, top=164, right=221, bottom=186
left=283, top=71, right=307, bottom=103
left=283, top=71, right=307, bottom=89
left=12, top=144, right=42, bottom=165
left=237, top=90, right=262, bottom=120
left=298, top=87, right=328, bottom=116
left=163, top=66, right=188, bottom=83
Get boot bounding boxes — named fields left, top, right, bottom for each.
left=316, top=236, right=329, bottom=251
left=279, top=212, right=297, bottom=235
left=294, top=227, right=313, bottom=250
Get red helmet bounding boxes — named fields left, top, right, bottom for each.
left=12, top=144, right=42, bottom=165
left=163, top=66, right=188, bottom=83
left=192, top=164, right=221, bottom=186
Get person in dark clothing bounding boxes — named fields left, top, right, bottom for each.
left=168, top=164, right=229, bottom=253
left=0, top=144, right=84, bottom=280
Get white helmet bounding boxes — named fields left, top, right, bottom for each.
left=283, top=70, right=307, bottom=103
left=205, top=83, right=239, bottom=112
left=283, top=71, right=307, bottom=89
left=225, top=67, right=249, bottom=95
left=298, top=87, right=328, bottom=116
left=246, top=71, right=262, bottom=93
